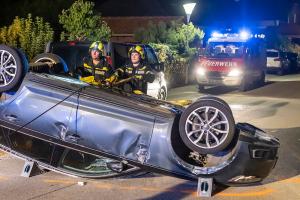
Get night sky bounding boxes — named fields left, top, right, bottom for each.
left=0, top=0, right=299, bottom=27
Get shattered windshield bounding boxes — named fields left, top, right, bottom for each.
left=205, top=42, right=245, bottom=58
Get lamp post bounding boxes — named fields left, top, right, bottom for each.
left=183, top=2, right=196, bottom=23
left=182, top=1, right=197, bottom=84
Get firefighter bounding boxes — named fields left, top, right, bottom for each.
left=114, top=45, right=155, bottom=94
left=79, top=41, right=115, bottom=85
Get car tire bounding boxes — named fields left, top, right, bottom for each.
left=197, top=96, right=232, bottom=114
left=256, top=71, right=265, bottom=87
left=0, top=45, right=25, bottom=93
left=179, top=98, right=235, bottom=154
left=14, top=48, right=29, bottom=75
left=158, top=87, right=167, bottom=100
left=31, top=53, right=67, bottom=74
left=277, top=68, right=284, bottom=76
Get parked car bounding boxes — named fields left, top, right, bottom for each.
left=195, top=33, right=266, bottom=92
left=266, top=49, right=298, bottom=75
left=0, top=45, right=279, bottom=187
left=286, top=52, right=299, bottom=72
left=31, top=41, right=167, bottom=100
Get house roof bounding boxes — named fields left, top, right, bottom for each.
left=278, top=23, right=300, bottom=37
left=102, top=16, right=184, bottom=34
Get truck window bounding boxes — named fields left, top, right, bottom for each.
left=206, top=42, right=245, bottom=58
left=76, top=46, right=89, bottom=68
left=52, top=45, right=76, bottom=71
left=145, top=47, right=158, bottom=65
left=113, top=44, right=129, bottom=68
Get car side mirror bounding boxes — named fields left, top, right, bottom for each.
left=157, top=63, right=165, bottom=72
left=150, top=63, right=164, bottom=72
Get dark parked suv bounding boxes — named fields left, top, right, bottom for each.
left=31, top=41, right=167, bottom=100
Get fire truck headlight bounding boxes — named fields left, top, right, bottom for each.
left=196, top=67, right=206, bottom=76
left=228, top=69, right=242, bottom=77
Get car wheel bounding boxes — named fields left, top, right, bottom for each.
left=197, top=96, right=232, bottom=114
left=0, top=45, right=24, bottom=93
left=277, top=68, right=284, bottom=76
left=31, top=53, right=67, bottom=74
left=179, top=98, right=235, bottom=154
left=14, top=48, right=29, bottom=75
left=198, top=84, right=206, bottom=92
left=158, top=87, right=167, bottom=100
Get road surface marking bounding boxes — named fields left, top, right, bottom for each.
left=216, top=188, right=274, bottom=197
left=92, top=182, right=274, bottom=197
left=281, top=177, right=300, bottom=183
left=0, top=151, right=6, bottom=157
left=0, top=176, right=8, bottom=181
left=44, top=179, right=76, bottom=184
left=41, top=177, right=299, bottom=197
left=94, top=183, right=113, bottom=189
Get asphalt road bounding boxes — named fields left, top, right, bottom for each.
left=0, top=73, right=299, bottom=200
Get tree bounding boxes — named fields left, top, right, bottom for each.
left=59, top=0, right=111, bottom=41
left=134, top=21, right=204, bottom=57
left=265, top=28, right=300, bottom=53
left=0, top=14, right=54, bottom=59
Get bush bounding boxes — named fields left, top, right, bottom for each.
left=0, top=14, right=54, bottom=60
left=149, top=43, right=190, bottom=87
left=59, top=0, right=111, bottom=42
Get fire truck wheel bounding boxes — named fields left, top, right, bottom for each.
left=239, top=76, right=250, bottom=92
left=257, top=71, right=265, bottom=87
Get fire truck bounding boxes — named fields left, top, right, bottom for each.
left=195, top=32, right=266, bottom=92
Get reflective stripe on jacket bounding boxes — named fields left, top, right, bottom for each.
left=82, top=57, right=113, bottom=82
left=115, top=63, right=155, bottom=93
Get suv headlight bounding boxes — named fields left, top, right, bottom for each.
left=196, top=67, right=206, bottom=76
left=228, top=68, right=242, bottom=77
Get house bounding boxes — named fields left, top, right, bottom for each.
left=102, top=16, right=184, bottom=42
left=95, top=0, right=184, bottom=42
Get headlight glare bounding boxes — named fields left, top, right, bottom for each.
left=228, top=69, right=242, bottom=77
left=197, top=67, right=206, bottom=76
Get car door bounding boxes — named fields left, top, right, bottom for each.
left=0, top=74, right=82, bottom=141
left=74, top=87, right=155, bottom=163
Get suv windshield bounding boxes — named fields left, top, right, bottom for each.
left=205, top=42, right=245, bottom=58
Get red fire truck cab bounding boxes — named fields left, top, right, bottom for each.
left=196, top=32, right=266, bottom=92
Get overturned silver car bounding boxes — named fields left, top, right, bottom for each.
left=0, top=45, right=279, bottom=187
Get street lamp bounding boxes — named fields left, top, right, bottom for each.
left=183, top=2, right=196, bottom=23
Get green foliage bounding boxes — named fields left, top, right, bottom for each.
left=149, top=43, right=175, bottom=62
left=0, top=14, right=54, bottom=59
left=277, top=36, right=300, bottom=53
left=265, top=29, right=300, bottom=53
left=141, top=22, right=204, bottom=86
left=59, top=0, right=111, bottom=42
left=134, top=21, right=204, bottom=57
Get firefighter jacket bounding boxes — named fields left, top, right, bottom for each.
left=115, top=63, right=155, bottom=94
left=80, top=57, right=114, bottom=82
